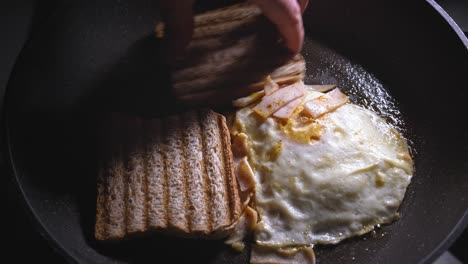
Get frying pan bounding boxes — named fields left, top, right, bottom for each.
left=4, top=0, right=468, bottom=263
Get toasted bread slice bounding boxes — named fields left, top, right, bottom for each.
left=155, top=3, right=305, bottom=106
left=95, top=110, right=241, bottom=241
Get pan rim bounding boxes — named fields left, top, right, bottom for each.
left=3, top=113, right=80, bottom=263
left=426, top=0, right=468, bottom=49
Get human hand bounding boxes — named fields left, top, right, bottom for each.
left=160, top=0, right=309, bottom=57
left=250, top=0, right=308, bottom=53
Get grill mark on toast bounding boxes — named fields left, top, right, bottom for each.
left=147, top=119, right=167, bottom=229
left=123, top=118, right=131, bottom=237
left=117, top=145, right=126, bottom=239
left=218, top=115, right=241, bottom=222
left=192, top=16, right=258, bottom=40
left=216, top=114, right=231, bottom=225
left=198, top=110, right=213, bottom=232
left=155, top=3, right=260, bottom=38
left=143, top=122, right=149, bottom=231
left=95, top=163, right=108, bottom=240
left=193, top=3, right=261, bottom=28
left=180, top=114, right=191, bottom=232
left=173, top=56, right=302, bottom=97
left=96, top=118, right=112, bottom=240
left=177, top=71, right=304, bottom=105
left=201, top=110, right=229, bottom=230
left=172, top=36, right=259, bottom=83
left=166, top=116, right=188, bottom=232
left=105, top=118, right=126, bottom=239
left=183, top=110, right=209, bottom=233
left=126, top=119, right=147, bottom=234
left=162, top=120, right=169, bottom=228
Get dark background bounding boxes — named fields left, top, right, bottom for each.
left=2, top=0, right=467, bottom=263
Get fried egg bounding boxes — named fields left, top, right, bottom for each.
left=233, top=90, right=413, bottom=247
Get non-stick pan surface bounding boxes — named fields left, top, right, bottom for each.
left=4, top=0, right=468, bottom=263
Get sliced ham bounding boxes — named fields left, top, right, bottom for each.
left=253, top=82, right=305, bottom=118
left=305, top=84, right=336, bottom=93
left=233, top=90, right=265, bottom=107
left=303, top=88, right=349, bottom=119
left=264, top=76, right=280, bottom=95
left=273, top=95, right=305, bottom=120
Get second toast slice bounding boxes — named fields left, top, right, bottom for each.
left=95, top=109, right=242, bottom=241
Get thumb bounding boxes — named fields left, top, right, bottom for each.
left=251, top=0, right=304, bottom=53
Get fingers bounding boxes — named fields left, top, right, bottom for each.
left=160, top=0, right=195, bottom=59
left=298, top=0, right=309, bottom=13
left=251, top=0, right=305, bottom=53
left=159, top=0, right=307, bottom=57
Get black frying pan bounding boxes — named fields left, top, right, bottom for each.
left=4, top=0, right=468, bottom=263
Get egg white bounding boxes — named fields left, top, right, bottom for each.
left=234, top=91, right=413, bottom=246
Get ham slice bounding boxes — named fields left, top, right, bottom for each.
left=273, top=95, right=305, bottom=120
left=303, top=88, right=349, bottom=118
left=232, top=90, right=265, bottom=107
left=264, top=76, right=280, bottom=95
left=253, top=82, right=305, bottom=118
left=305, top=84, right=336, bottom=93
